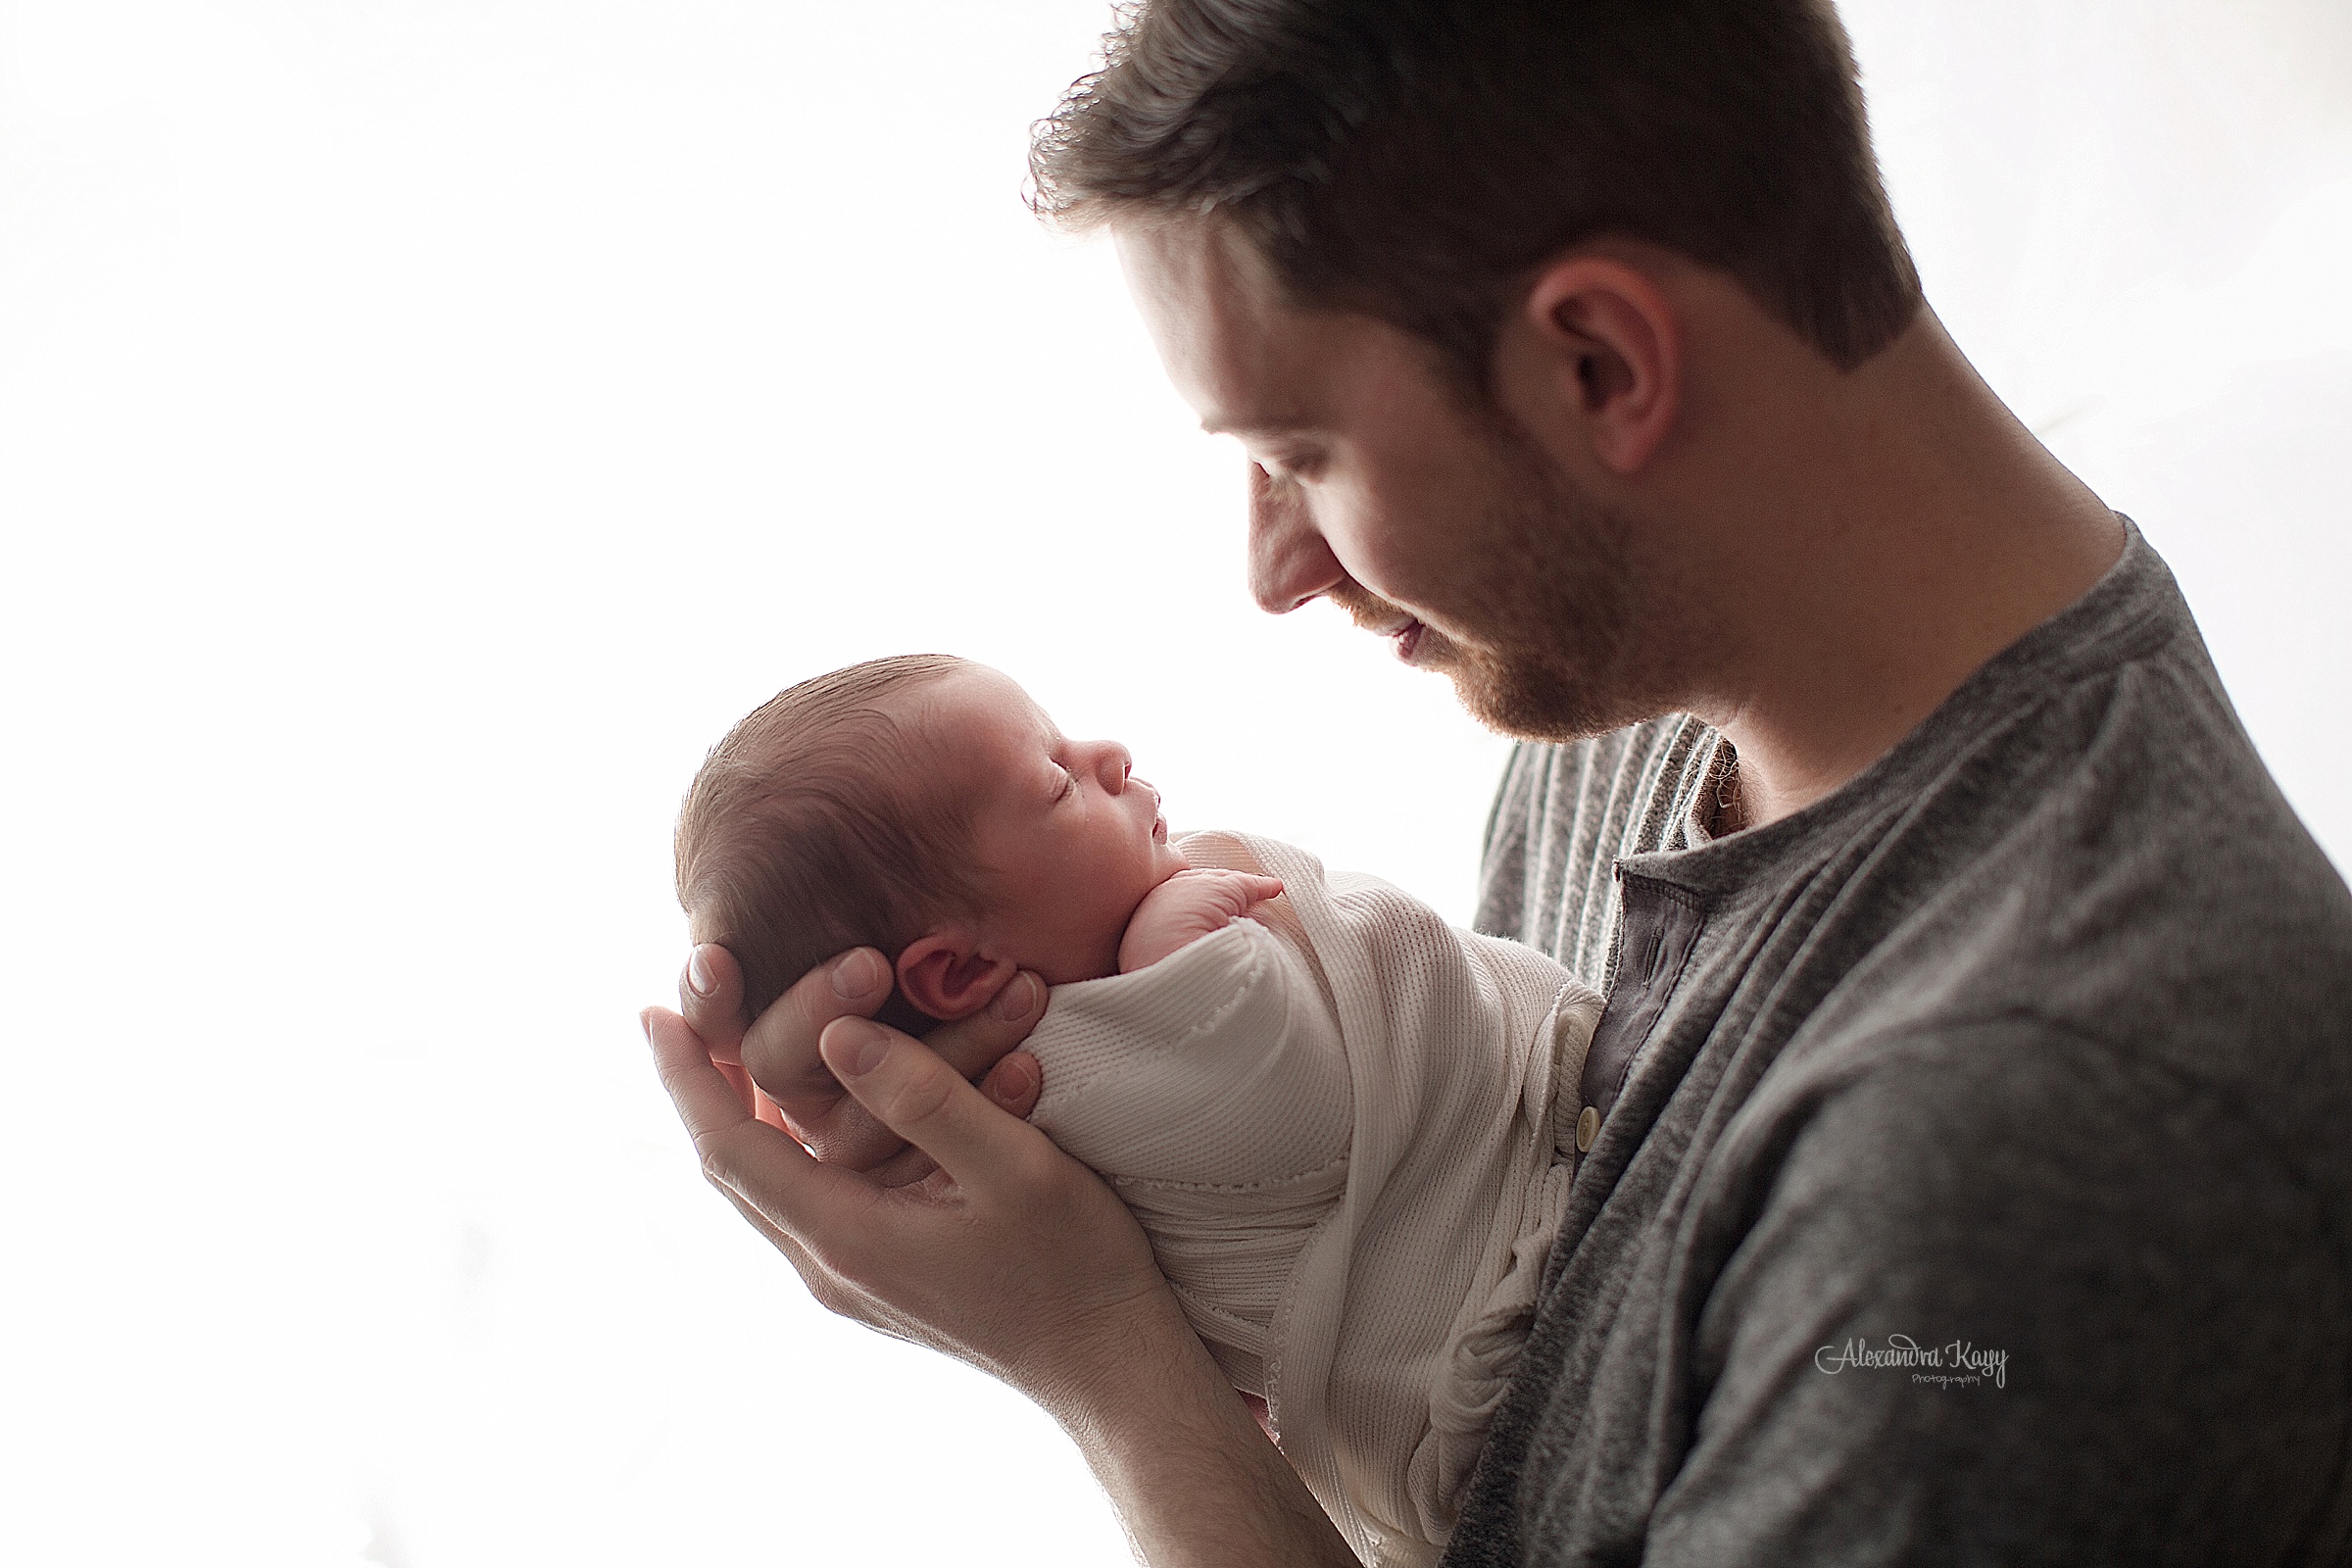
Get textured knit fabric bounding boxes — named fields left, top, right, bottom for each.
left=1028, top=830, right=1605, bottom=1566
left=1473, top=713, right=1729, bottom=994
left=1443, top=521, right=2352, bottom=1566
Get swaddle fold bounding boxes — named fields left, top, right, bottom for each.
left=1029, top=831, right=1601, bottom=1565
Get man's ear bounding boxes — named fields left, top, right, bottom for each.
left=1517, top=256, right=1682, bottom=476
left=896, top=931, right=1019, bottom=1022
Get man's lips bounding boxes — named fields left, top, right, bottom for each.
left=1349, top=606, right=1426, bottom=662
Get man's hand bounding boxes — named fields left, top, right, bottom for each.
left=1118, top=869, right=1285, bottom=974
left=644, top=987, right=1172, bottom=1386
left=644, top=942, right=1357, bottom=1566
left=673, top=942, right=1044, bottom=1187
left=642, top=989, right=1357, bottom=1567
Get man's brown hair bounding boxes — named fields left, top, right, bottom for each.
left=1030, top=0, right=1921, bottom=385
left=674, top=655, right=983, bottom=1032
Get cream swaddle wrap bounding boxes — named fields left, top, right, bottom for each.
left=1027, top=831, right=1603, bottom=1566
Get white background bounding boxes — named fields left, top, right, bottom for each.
left=1, top=3, right=2344, bottom=1563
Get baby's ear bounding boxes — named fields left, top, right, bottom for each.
left=897, top=932, right=1017, bottom=1022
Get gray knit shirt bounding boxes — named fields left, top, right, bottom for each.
left=1442, top=523, right=2352, bottom=1566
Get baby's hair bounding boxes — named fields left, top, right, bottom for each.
left=674, top=654, right=986, bottom=1033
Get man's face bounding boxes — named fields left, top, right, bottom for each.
left=1117, top=217, right=1668, bottom=741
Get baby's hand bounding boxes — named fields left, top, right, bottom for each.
left=1118, top=869, right=1287, bottom=974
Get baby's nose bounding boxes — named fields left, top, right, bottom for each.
left=1094, top=742, right=1134, bottom=790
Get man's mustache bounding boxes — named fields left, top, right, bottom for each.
left=1327, top=579, right=1411, bottom=633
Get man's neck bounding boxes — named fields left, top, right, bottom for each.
left=1669, top=309, right=2126, bottom=832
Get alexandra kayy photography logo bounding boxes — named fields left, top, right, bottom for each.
left=1814, top=1335, right=2008, bottom=1390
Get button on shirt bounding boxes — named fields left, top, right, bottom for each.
left=1575, top=869, right=1706, bottom=1153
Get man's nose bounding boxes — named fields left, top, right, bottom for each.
left=1247, top=462, right=1347, bottom=614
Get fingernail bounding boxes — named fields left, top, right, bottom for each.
left=990, top=972, right=1040, bottom=1021
left=828, top=1019, right=890, bottom=1077
left=687, top=948, right=716, bottom=997
left=831, top=950, right=883, bottom=998
left=991, top=1056, right=1033, bottom=1106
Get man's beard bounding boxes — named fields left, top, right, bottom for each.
left=1332, top=410, right=1676, bottom=744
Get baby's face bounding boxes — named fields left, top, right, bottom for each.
left=914, top=663, right=1190, bottom=984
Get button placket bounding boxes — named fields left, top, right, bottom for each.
left=1574, top=871, right=1706, bottom=1155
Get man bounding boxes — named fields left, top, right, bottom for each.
left=644, top=1, right=2352, bottom=1561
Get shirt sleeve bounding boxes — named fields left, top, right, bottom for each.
left=1643, top=1013, right=2351, bottom=1567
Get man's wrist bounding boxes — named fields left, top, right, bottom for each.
left=1038, top=1289, right=1355, bottom=1568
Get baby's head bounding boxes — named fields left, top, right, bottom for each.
left=675, top=655, right=1189, bottom=1031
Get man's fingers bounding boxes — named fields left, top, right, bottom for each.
left=734, top=959, right=1046, bottom=1175
left=980, top=1049, right=1042, bottom=1121
left=740, top=948, right=894, bottom=1110
left=713, top=1057, right=760, bottom=1116
left=699, top=1157, right=899, bottom=1330
left=843, top=1049, right=1033, bottom=1183
left=713, top=1059, right=789, bottom=1130
left=921, top=969, right=1048, bottom=1083
left=679, top=944, right=749, bottom=1064
left=793, top=974, right=1046, bottom=1166
left=818, top=1018, right=1048, bottom=1191
left=643, top=1006, right=867, bottom=1234
left=866, top=1143, right=945, bottom=1189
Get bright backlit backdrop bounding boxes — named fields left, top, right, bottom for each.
left=2, top=3, right=2345, bottom=1563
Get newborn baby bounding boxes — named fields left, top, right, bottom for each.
left=674, top=655, right=1601, bottom=1567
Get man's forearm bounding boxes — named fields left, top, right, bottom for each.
left=1046, top=1294, right=1356, bottom=1568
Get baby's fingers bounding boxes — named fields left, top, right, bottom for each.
left=1203, top=870, right=1285, bottom=914
left=1240, top=874, right=1286, bottom=906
